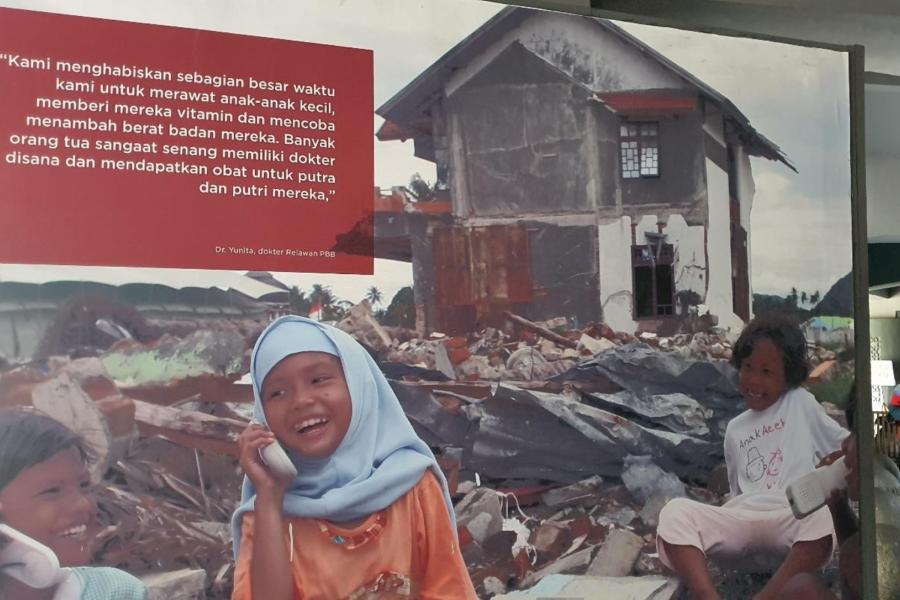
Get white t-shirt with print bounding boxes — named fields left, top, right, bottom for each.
left=723, top=386, right=849, bottom=511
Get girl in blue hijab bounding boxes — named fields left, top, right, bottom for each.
left=230, top=316, right=477, bottom=600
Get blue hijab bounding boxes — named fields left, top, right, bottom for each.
left=231, top=316, right=456, bottom=558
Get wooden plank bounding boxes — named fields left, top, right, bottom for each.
left=133, top=399, right=244, bottom=456
left=503, top=311, right=577, bottom=349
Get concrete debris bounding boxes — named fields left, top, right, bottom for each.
left=434, top=342, right=458, bottom=380
left=336, top=300, right=393, bottom=351
left=541, top=476, right=608, bottom=509
left=520, top=545, right=599, bottom=588
left=621, top=456, right=687, bottom=507
left=586, top=528, right=644, bottom=577
left=32, top=373, right=113, bottom=481
left=140, top=568, right=208, bottom=600
left=594, top=507, right=637, bottom=529
left=621, top=456, right=687, bottom=527
left=532, top=522, right=569, bottom=559
left=506, top=347, right=547, bottom=371
left=577, top=334, right=616, bottom=356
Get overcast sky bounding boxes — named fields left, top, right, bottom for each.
left=0, top=0, right=852, bottom=302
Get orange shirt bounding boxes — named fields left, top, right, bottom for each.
left=232, top=471, right=478, bottom=600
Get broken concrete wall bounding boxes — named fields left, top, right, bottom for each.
left=733, top=143, right=756, bottom=320
left=526, top=223, right=600, bottom=326
left=635, top=213, right=708, bottom=308
left=703, top=112, right=744, bottom=331
left=598, top=217, right=635, bottom=334
left=446, top=42, right=596, bottom=219
left=599, top=213, right=709, bottom=334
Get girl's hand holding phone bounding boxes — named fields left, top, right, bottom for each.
left=238, top=423, right=292, bottom=502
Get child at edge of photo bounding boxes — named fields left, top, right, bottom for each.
left=0, top=408, right=148, bottom=600
left=655, top=314, right=849, bottom=600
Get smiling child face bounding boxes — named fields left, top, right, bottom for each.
left=261, top=351, right=353, bottom=459
left=739, top=338, right=788, bottom=411
left=0, top=448, right=98, bottom=567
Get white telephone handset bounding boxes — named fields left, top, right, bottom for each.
left=0, top=523, right=64, bottom=588
left=251, top=421, right=298, bottom=482
left=785, top=456, right=849, bottom=519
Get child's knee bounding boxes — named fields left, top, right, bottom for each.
left=658, top=497, right=698, bottom=530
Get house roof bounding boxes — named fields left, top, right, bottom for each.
left=376, top=6, right=794, bottom=171
left=0, top=264, right=286, bottom=300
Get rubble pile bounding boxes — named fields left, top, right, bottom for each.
left=0, top=302, right=851, bottom=600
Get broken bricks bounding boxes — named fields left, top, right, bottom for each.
left=456, top=487, right=505, bottom=545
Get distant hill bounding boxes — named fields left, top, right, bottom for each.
left=752, top=272, right=855, bottom=322
left=811, top=272, right=854, bottom=318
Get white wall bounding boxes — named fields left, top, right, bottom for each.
left=667, top=214, right=707, bottom=299
left=598, top=216, right=635, bottom=332
left=734, top=144, right=755, bottom=317
left=703, top=117, right=743, bottom=330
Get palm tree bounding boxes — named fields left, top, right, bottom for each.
left=801, top=291, right=808, bottom=306
left=288, top=286, right=311, bottom=316
left=810, top=291, right=821, bottom=305
left=365, top=286, right=383, bottom=307
left=310, top=284, right=335, bottom=309
left=789, top=287, right=799, bottom=307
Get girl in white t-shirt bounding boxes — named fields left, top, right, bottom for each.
left=656, top=315, right=849, bottom=600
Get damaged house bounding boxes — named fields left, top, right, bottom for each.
left=376, top=7, right=793, bottom=336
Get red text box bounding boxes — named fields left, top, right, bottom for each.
left=0, top=8, right=374, bottom=274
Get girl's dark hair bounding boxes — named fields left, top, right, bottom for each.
left=731, top=314, right=810, bottom=387
left=0, top=408, right=93, bottom=494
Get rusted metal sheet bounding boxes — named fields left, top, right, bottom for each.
left=433, top=225, right=532, bottom=334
